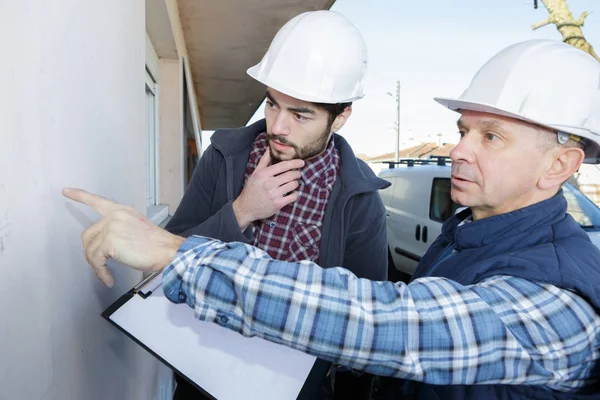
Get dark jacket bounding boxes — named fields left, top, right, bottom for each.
left=408, top=193, right=600, bottom=399
left=166, top=119, right=391, bottom=400
left=166, top=119, right=390, bottom=280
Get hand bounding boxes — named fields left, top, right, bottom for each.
left=63, top=188, right=185, bottom=287
left=232, top=151, right=305, bottom=230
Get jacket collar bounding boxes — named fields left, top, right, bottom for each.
left=442, top=192, right=568, bottom=251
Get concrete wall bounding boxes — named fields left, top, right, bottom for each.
left=159, top=58, right=185, bottom=211
left=151, top=0, right=205, bottom=212
left=0, top=1, right=171, bottom=398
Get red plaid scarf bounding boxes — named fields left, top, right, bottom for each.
left=243, top=132, right=340, bottom=262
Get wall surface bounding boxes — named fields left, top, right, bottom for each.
left=159, top=58, right=184, bottom=211
left=0, top=1, right=171, bottom=398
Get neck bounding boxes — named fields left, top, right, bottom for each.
left=471, top=190, right=557, bottom=221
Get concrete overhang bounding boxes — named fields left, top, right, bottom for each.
left=146, top=0, right=179, bottom=59
left=178, top=0, right=336, bottom=130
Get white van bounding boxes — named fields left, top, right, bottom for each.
left=378, top=157, right=600, bottom=280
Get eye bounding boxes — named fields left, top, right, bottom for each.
left=458, top=130, right=466, bottom=138
left=266, top=100, right=277, bottom=109
left=294, top=113, right=308, bottom=122
left=484, top=132, right=499, bottom=141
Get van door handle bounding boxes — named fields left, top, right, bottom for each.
left=422, top=226, right=428, bottom=243
left=415, top=224, right=421, bottom=241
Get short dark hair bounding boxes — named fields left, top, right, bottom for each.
left=313, top=102, right=352, bottom=127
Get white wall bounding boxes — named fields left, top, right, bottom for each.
left=0, top=1, right=171, bottom=399
left=159, top=58, right=184, bottom=211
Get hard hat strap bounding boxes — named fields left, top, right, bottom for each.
left=557, top=131, right=584, bottom=145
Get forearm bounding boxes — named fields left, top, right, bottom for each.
left=162, top=237, right=599, bottom=389
left=177, top=201, right=251, bottom=243
left=231, top=198, right=254, bottom=232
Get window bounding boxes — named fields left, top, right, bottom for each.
left=429, top=178, right=460, bottom=223
left=144, top=37, right=168, bottom=225
left=145, top=69, right=158, bottom=208
left=379, top=177, right=394, bottom=206
left=563, top=183, right=600, bottom=230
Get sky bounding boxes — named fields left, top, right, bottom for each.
left=205, top=0, right=600, bottom=158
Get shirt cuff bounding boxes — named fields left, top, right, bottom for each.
left=161, top=236, right=214, bottom=304
left=160, top=236, right=249, bottom=336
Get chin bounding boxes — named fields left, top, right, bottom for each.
left=275, top=152, right=293, bottom=161
left=451, top=192, right=471, bottom=208
left=268, top=149, right=289, bottom=163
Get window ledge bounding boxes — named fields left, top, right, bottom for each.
left=147, top=204, right=169, bottom=226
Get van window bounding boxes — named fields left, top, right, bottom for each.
left=430, top=178, right=460, bottom=223
left=379, top=177, right=394, bottom=206
left=563, top=183, right=600, bottom=230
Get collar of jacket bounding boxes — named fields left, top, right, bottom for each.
left=210, top=118, right=390, bottom=191
left=442, top=192, right=568, bottom=251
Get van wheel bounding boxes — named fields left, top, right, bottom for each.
left=388, top=249, right=411, bottom=284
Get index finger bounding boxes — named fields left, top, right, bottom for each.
left=62, top=188, right=119, bottom=216
left=265, top=159, right=305, bottom=176
left=255, top=150, right=271, bottom=171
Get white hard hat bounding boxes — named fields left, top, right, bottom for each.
left=435, top=40, right=600, bottom=163
left=247, top=10, right=368, bottom=104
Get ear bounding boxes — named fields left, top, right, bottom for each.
left=538, top=147, right=585, bottom=190
left=331, top=106, right=353, bottom=132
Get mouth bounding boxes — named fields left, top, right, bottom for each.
left=271, top=140, right=293, bottom=151
left=451, top=175, right=473, bottom=184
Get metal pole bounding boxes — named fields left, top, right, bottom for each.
left=395, top=81, right=401, bottom=162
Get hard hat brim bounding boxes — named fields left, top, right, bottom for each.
left=247, top=65, right=365, bottom=104
left=434, top=97, right=531, bottom=122
left=434, top=97, right=600, bottom=164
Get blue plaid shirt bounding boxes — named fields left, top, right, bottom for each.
left=162, top=236, right=600, bottom=392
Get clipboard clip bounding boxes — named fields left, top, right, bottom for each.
left=133, top=272, right=162, bottom=299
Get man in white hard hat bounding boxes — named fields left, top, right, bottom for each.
left=64, top=40, right=600, bottom=399
left=162, top=10, right=388, bottom=400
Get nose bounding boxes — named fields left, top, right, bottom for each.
left=270, top=112, right=291, bottom=137
left=450, top=133, right=476, bottom=164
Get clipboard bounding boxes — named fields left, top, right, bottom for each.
left=102, top=273, right=329, bottom=400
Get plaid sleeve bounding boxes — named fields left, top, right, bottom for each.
left=162, top=236, right=600, bottom=391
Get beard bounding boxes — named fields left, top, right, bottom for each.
left=266, top=126, right=332, bottom=163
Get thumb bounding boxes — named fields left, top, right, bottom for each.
left=256, top=150, right=271, bottom=171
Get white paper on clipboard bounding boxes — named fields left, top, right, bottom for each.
left=105, top=274, right=320, bottom=400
